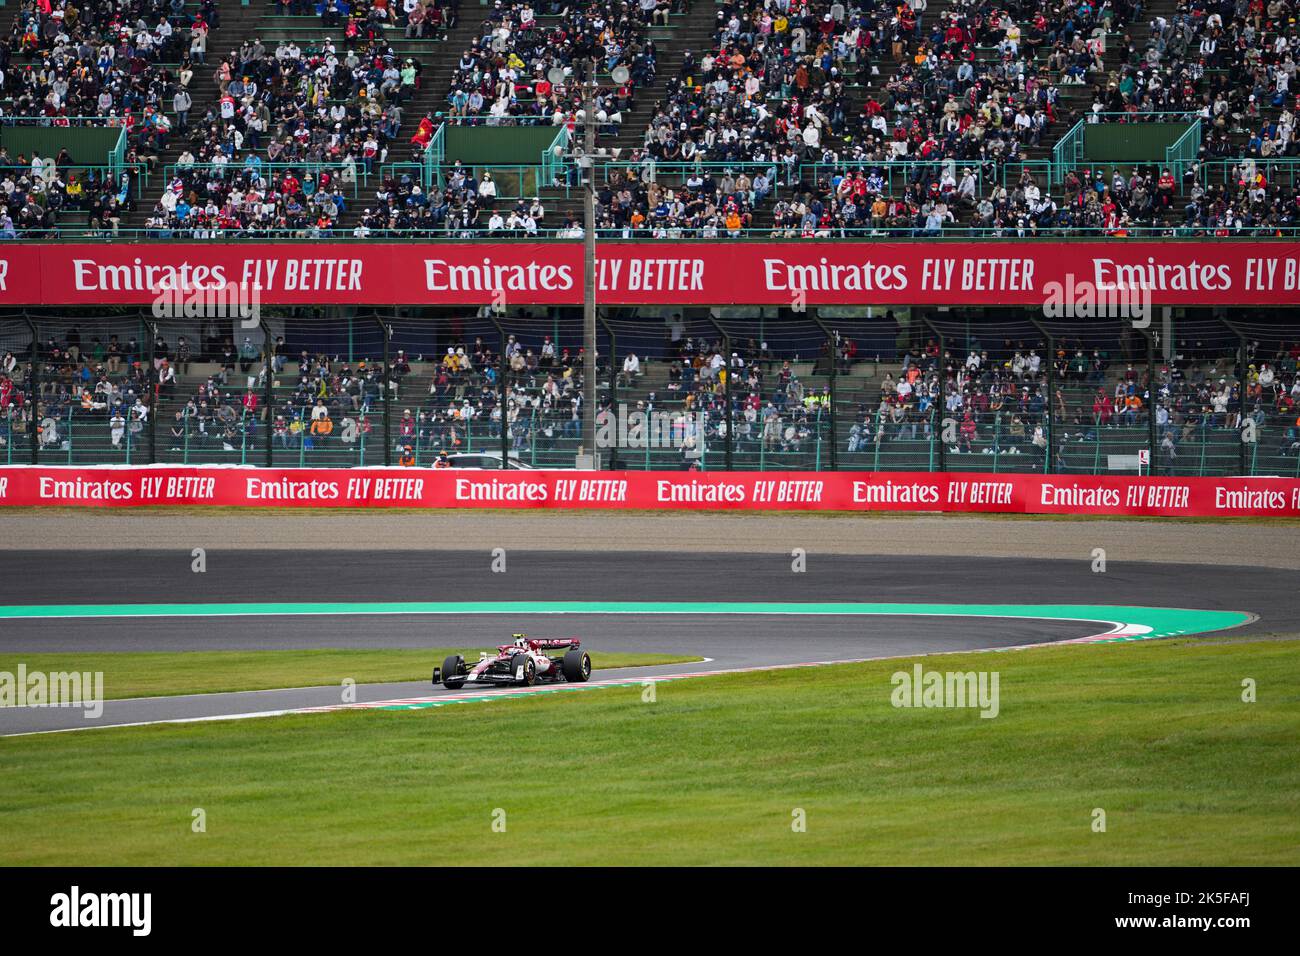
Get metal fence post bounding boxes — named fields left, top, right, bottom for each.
left=144, top=318, right=158, bottom=464
left=598, top=317, right=617, bottom=471
left=1044, top=332, right=1055, bottom=473
left=1030, top=319, right=1055, bottom=474
left=24, top=317, right=38, bottom=464
left=1146, top=331, right=1157, bottom=476
left=261, top=319, right=275, bottom=467
left=1237, top=332, right=1248, bottom=476
left=1221, top=317, right=1250, bottom=477
left=923, top=318, right=945, bottom=474
left=707, top=318, right=733, bottom=471
left=490, top=317, right=509, bottom=468
left=812, top=318, right=838, bottom=471
left=377, top=315, right=392, bottom=466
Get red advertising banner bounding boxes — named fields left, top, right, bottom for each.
left=1, top=467, right=1298, bottom=517
left=0, top=242, right=1299, bottom=306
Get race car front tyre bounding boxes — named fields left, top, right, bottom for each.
left=510, top=653, right=536, bottom=686
left=562, top=649, right=592, bottom=683
left=442, top=654, right=465, bottom=690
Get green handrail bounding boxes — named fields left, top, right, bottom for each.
left=423, top=122, right=446, bottom=189
left=1165, top=122, right=1201, bottom=182
left=540, top=125, right=570, bottom=189
left=108, top=125, right=127, bottom=185
left=25, top=224, right=1300, bottom=240
left=806, top=161, right=981, bottom=199
left=1052, top=118, right=1085, bottom=188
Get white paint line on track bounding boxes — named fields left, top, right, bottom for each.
left=0, top=630, right=1154, bottom=738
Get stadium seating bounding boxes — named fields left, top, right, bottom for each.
left=3, top=0, right=1297, bottom=237
left=5, top=313, right=1293, bottom=478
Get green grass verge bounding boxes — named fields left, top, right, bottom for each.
left=0, top=650, right=700, bottom=701
left=1, top=639, right=1297, bottom=865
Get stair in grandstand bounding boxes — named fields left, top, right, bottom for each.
left=601, top=2, right=721, bottom=158
left=109, top=1, right=460, bottom=233
left=109, top=1, right=254, bottom=233
left=247, top=2, right=485, bottom=234
left=0, top=2, right=233, bottom=235
left=741, top=0, right=966, bottom=233
left=246, top=4, right=469, bottom=162
left=1023, top=0, right=1280, bottom=220
left=406, top=4, right=721, bottom=233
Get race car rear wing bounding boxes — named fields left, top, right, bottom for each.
left=530, top=638, right=581, bottom=651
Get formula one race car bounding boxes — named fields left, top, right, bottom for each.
left=436, top=635, right=592, bottom=690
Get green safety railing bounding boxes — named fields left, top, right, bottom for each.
left=805, top=161, right=981, bottom=199
left=592, top=160, right=779, bottom=199
left=8, top=364, right=1298, bottom=476
left=1200, top=158, right=1300, bottom=190
left=540, top=125, right=570, bottom=190
left=1050, top=111, right=1203, bottom=187
left=1165, top=122, right=1202, bottom=182
left=16, top=224, right=1300, bottom=241
left=1, top=115, right=134, bottom=183
left=421, top=121, right=446, bottom=189
left=436, top=114, right=567, bottom=127
left=1001, top=160, right=1055, bottom=188
left=379, top=160, right=428, bottom=192
left=107, top=125, right=128, bottom=184
left=0, top=116, right=135, bottom=127
left=1051, top=119, right=1086, bottom=186
left=436, top=164, right=548, bottom=200
left=162, top=160, right=372, bottom=197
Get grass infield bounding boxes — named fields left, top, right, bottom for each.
left=0, top=650, right=700, bottom=701
left=0, top=638, right=1296, bottom=865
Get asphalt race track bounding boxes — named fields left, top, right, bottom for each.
left=0, top=550, right=1285, bottom=736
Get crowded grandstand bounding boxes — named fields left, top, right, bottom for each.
left=2, top=313, right=1296, bottom=479
left=0, top=0, right=1295, bottom=479
left=1, top=0, right=1297, bottom=238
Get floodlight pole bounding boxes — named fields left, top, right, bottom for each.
left=581, top=55, right=598, bottom=470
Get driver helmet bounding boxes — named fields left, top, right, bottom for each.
left=512, top=633, right=528, bottom=647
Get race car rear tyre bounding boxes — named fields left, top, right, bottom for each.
left=510, top=653, right=536, bottom=687
left=562, top=649, right=592, bottom=683
left=442, top=655, right=465, bottom=690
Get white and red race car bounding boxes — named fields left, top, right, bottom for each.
left=436, top=635, right=592, bottom=690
